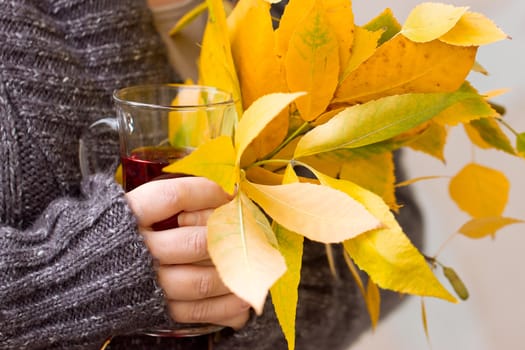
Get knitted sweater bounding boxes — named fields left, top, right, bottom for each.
left=0, top=1, right=423, bottom=349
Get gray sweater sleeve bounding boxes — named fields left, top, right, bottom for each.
left=0, top=175, right=172, bottom=349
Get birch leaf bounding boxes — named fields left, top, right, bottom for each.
left=335, top=35, right=477, bottom=105
left=235, top=92, right=305, bottom=164
left=163, top=136, right=238, bottom=195
left=408, top=121, right=447, bottom=162
left=449, top=163, right=510, bottom=218
left=270, top=165, right=304, bottom=350
left=199, top=0, right=242, bottom=115
left=401, top=3, right=468, bottom=43
left=362, top=7, right=401, bottom=46
left=296, top=86, right=480, bottom=158
left=322, top=0, right=355, bottom=72
left=458, top=216, right=524, bottom=239
left=466, top=118, right=516, bottom=155
left=340, top=152, right=396, bottom=210
left=275, top=0, right=315, bottom=58
left=207, top=191, right=287, bottom=314
left=240, top=180, right=382, bottom=243
left=365, top=278, right=381, bottom=329
left=311, top=170, right=455, bottom=301
left=229, top=0, right=290, bottom=160
left=341, top=26, right=384, bottom=81
left=433, top=91, right=497, bottom=126
left=440, top=11, right=509, bottom=46
left=285, top=2, right=339, bottom=121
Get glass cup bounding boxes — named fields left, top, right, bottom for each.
left=79, top=83, right=237, bottom=337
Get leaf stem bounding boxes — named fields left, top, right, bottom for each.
left=497, top=117, right=520, bottom=137
left=263, top=121, right=311, bottom=160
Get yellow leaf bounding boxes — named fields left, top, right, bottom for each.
left=199, top=0, right=242, bottom=115
left=362, top=7, right=401, bottom=45
left=284, top=2, right=340, bottom=121
left=341, top=26, right=383, bottom=82
left=401, top=3, right=468, bottom=43
left=246, top=166, right=284, bottom=186
left=228, top=0, right=290, bottom=162
left=229, top=0, right=286, bottom=109
left=340, top=152, right=396, bottom=210
left=432, top=82, right=497, bottom=127
left=420, top=298, right=430, bottom=344
left=365, top=278, right=381, bottom=329
left=275, top=0, right=315, bottom=58
left=311, top=170, right=456, bottom=302
left=240, top=179, right=382, bottom=243
left=458, top=216, right=524, bottom=239
left=449, top=163, right=510, bottom=218
left=465, top=117, right=516, bottom=155
left=169, top=1, right=208, bottom=36
left=322, top=0, right=355, bottom=73
left=270, top=164, right=303, bottom=350
left=208, top=191, right=287, bottom=314
left=163, top=136, right=238, bottom=194
left=235, top=92, right=305, bottom=165
left=407, top=121, right=447, bottom=162
left=440, top=11, right=509, bottom=46
left=334, top=35, right=477, bottom=105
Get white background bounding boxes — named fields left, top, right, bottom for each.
left=350, top=1, right=525, bottom=349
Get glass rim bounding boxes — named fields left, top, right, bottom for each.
left=113, top=83, right=236, bottom=111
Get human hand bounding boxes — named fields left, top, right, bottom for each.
left=125, top=177, right=250, bottom=329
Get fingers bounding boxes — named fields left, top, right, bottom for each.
left=157, top=264, right=230, bottom=300
left=125, top=177, right=231, bottom=227
left=167, top=294, right=251, bottom=329
left=141, top=226, right=208, bottom=264
left=178, top=209, right=215, bottom=227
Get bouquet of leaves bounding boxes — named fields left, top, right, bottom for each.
left=166, top=0, right=525, bottom=348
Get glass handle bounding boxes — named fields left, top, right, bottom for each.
left=79, top=117, right=119, bottom=178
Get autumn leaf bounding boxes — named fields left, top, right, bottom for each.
left=240, top=179, right=382, bottom=243
left=310, top=170, right=456, bottom=301
left=339, top=152, right=397, bottom=210
left=465, top=118, right=516, bottom=155
left=270, top=165, right=304, bottom=350
left=449, top=163, right=510, bottom=218
left=458, top=216, right=524, bottom=239
left=275, top=0, right=315, bottom=58
left=284, top=1, right=340, bottom=121
left=433, top=82, right=497, bottom=126
left=517, top=132, right=525, bottom=157
left=199, top=0, right=242, bottom=115
left=234, top=92, right=305, bottom=164
left=163, top=136, right=238, bottom=194
left=295, top=85, right=480, bottom=158
left=322, top=0, right=355, bottom=73
left=401, top=3, right=468, bottom=43
left=362, top=7, right=401, bottom=46
left=365, top=278, right=381, bottom=329
left=440, top=11, right=508, bottom=46
left=408, top=121, right=447, bottom=162
left=341, top=26, right=383, bottom=81
left=207, top=191, right=287, bottom=314
left=334, top=35, right=477, bottom=105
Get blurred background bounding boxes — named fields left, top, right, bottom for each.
left=350, top=1, right=525, bottom=349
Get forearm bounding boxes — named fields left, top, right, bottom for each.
left=0, top=175, right=170, bottom=349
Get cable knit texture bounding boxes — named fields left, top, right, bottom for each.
left=0, top=1, right=423, bottom=349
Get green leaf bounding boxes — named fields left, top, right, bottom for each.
left=207, top=191, right=287, bottom=314
left=362, top=7, right=401, bottom=45
left=467, top=118, right=516, bottom=155
left=240, top=179, right=382, bottom=243
left=517, top=132, right=525, bottom=157
left=163, top=136, right=238, bottom=194
left=310, top=169, right=456, bottom=302
left=295, top=86, right=479, bottom=158
left=442, top=266, right=469, bottom=301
